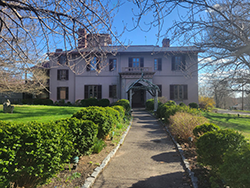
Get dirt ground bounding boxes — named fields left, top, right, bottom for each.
left=38, top=140, right=118, bottom=188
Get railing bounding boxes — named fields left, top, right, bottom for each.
left=122, top=67, right=153, bottom=72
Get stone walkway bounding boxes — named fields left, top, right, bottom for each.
left=92, top=109, right=190, bottom=188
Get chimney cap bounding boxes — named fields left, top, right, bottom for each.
left=56, top=49, right=63, bottom=52
left=162, top=38, right=170, bottom=47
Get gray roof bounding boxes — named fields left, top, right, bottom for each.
left=50, top=45, right=203, bottom=55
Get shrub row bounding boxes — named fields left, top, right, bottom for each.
left=111, top=99, right=131, bottom=118
left=0, top=103, right=129, bottom=188
left=193, top=123, right=250, bottom=188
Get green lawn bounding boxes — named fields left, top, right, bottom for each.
left=202, top=111, right=250, bottom=140
left=0, top=105, right=83, bottom=123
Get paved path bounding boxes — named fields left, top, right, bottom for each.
left=92, top=109, right=190, bottom=188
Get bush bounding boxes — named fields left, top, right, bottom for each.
left=56, top=118, right=98, bottom=155
left=156, top=100, right=177, bottom=119
left=72, top=106, right=113, bottom=139
left=33, top=99, right=53, bottom=105
left=98, top=98, right=110, bottom=107
left=199, top=96, right=215, bottom=110
left=112, top=99, right=131, bottom=117
left=112, top=105, right=125, bottom=120
left=0, top=121, right=73, bottom=188
left=91, top=138, right=106, bottom=154
left=193, top=123, right=220, bottom=138
left=196, top=129, right=246, bottom=170
left=179, top=102, right=186, bottom=107
left=169, top=112, right=209, bottom=142
left=188, top=102, right=199, bottom=108
left=219, top=145, right=250, bottom=188
left=84, top=98, right=98, bottom=107
left=105, top=107, right=120, bottom=125
left=145, top=98, right=154, bottom=111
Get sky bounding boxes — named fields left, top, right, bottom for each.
left=111, top=1, right=183, bottom=46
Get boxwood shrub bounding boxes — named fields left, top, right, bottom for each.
left=193, top=123, right=220, bottom=138
left=56, top=118, right=98, bottom=155
left=112, top=99, right=131, bottom=117
left=0, top=121, right=73, bottom=188
left=188, top=102, right=199, bottom=109
left=98, top=98, right=110, bottom=107
left=72, top=106, right=113, bottom=139
left=196, top=129, right=246, bottom=170
left=111, top=105, right=125, bottom=120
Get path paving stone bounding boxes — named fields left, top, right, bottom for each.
left=92, top=109, right=191, bottom=188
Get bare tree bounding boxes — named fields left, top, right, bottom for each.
left=0, top=0, right=122, bottom=94
left=131, top=0, right=250, bottom=91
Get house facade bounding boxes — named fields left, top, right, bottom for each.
left=48, top=31, right=201, bottom=107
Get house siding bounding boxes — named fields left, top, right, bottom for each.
left=49, top=46, right=199, bottom=105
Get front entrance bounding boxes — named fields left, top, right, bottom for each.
left=130, top=83, right=145, bottom=108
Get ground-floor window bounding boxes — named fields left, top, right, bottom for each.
left=170, top=85, right=188, bottom=100
left=57, top=87, right=68, bottom=100
left=109, top=85, right=117, bottom=98
left=84, top=85, right=102, bottom=99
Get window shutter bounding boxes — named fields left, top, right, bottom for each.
left=86, top=64, right=90, bottom=71
left=170, top=85, right=174, bottom=100
left=128, top=57, right=132, bottom=67
left=171, top=56, right=175, bottom=71
left=66, top=87, right=69, bottom=100
left=57, top=70, right=60, bottom=80
left=98, top=85, right=102, bottom=99
left=85, top=85, right=88, bottom=99
left=157, top=85, right=162, bottom=97
left=183, top=85, right=188, bottom=100
left=109, top=59, right=113, bottom=71
left=66, top=70, right=69, bottom=80
left=57, top=87, right=60, bottom=100
left=182, top=55, right=186, bottom=70
left=109, top=85, right=112, bottom=97
left=158, top=58, right=162, bottom=71
left=140, top=57, right=144, bottom=67
left=97, top=62, right=100, bottom=70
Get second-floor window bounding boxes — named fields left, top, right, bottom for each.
left=109, top=58, right=117, bottom=71
left=57, top=70, right=69, bottom=80
left=170, top=85, right=188, bottom=100
left=87, top=57, right=100, bottom=71
left=172, top=55, right=186, bottom=71
left=154, top=58, right=162, bottom=71
left=128, top=57, right=144, bottom=67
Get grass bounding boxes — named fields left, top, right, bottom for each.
left=0, top=105, right=83, bottom=123
left=202, top=111, right=250, bottom=140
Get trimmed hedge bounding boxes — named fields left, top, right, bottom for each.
left=0, top=121, right=73, bottom=188
left=111, top=105, right=125, bottom=120
left=188, top=102, right=199, bottom=109
left=193, top=123, right=220, bottom=138
left=112, top=99, right=131, bottom=117
left=72, top=106, right=114, bottom=139
left=33, top=99, right=54, bottom=105
left=56, top=118, right=98, bottom=155
left=98, top=99, right=110, bottom=107
left=196, top=129, right=246, bottom=170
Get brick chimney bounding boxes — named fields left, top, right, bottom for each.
left=78, top=28, right=87, bottom=48
left=162, top=38, right=170, bottom=47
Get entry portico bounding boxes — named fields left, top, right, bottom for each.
left=126, top=73, right=160, bottom=111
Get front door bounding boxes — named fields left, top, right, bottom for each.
left=132, top=89, right=145, bottom=108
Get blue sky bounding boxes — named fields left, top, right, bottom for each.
left=111, top=1, right=183, bottom=46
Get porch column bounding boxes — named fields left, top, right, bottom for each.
left=154, top=89, right=158, bottom=112
left=129, top=89, right=132, bottom=109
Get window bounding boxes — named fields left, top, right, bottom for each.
left=84, top=85, right=102, bottom=99
left=57, top=70, right=69, bottom=80
left=109, top=58, right=117, bottom=71
left=128, top=57, right=144, bottom=67
left=157, top=85, right=162, bottom=97
left=171, top=55, right=186, bottom=71
left=109, top=85, right=117, bottom=98
left=86, top=57, right=100, bottom=71
left=170, top=85, right=188, bottom=100
left=58, top=55, right=67, bottom=65
left=57, top=87, right=68, bottom=100
left=154, top=58, right=162, bottom=71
